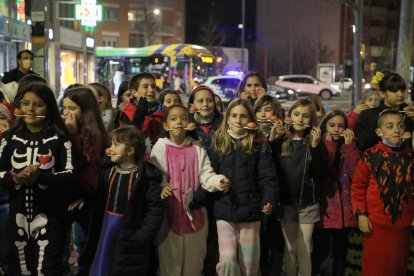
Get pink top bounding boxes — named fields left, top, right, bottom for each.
left=166, top=144, right=204, bottom=235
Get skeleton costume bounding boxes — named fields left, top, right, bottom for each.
left=0, top=125, right=79, bottom=275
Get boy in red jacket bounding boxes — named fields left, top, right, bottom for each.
left=351, top=109, right=414, bottom=276
left=120, top=72, right=164, bottom=157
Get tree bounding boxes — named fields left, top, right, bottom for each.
left=198, top=16, right=226, bottom=47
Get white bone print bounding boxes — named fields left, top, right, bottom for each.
left=37, top=240, right=49, bottom=276
left=15, top=241, right=30, bottom=275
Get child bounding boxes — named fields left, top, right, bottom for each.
left=61, top=87, right=108, bottom=264
left=270, top=98, right=329, bottom=276
left=236, top=72, right=267, bottom=105
left=113, top=80, right=131, bottom=129
left=355, top=71, right=414, bottom=151
left=305, top=95, right=326, bottom=125
left=157, top=89, right=182, bottom=108
left=85, top=126, right=164, bottom=275
left=88, top=82, right=115, bottom=132
left=347, top=88, right=381, bottom=131
left=0, top=103, right=15, bottom=275
left=150, top=104, right=229, bottom=276
left=188, top=85, right=223, bottom=149
left=120, top=72, right=164, bottom=153
left=352, top=109, right=414, bottom=275
left=312, top=110, right=359, bottom=276
left=0, top=83, right=79, bottom=275
left=254, top=95, right=285, bottom=139
left=187, top=85, right=223, bottom=276
left=236, top=72, right=268, bottom=102
left=214, top=94, right=224, bottom=113
left=207, top=99, right=278, bottom=276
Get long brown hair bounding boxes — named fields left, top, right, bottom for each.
left=63, top=87, right=108, bottom=159
left=281, top=98, right=317, bottom=156
left=211, top=99, right=258, bottom=155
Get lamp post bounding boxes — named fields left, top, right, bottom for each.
left=340, top=0, right=363, bottom=106
left=241, top=0, right=245, bottom=73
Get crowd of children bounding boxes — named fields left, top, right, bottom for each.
left=0, top=69, right=412, bottom=276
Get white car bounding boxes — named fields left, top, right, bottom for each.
left=203, top=76, right=242, bottom=103
left=275, top=74, right=342, bottom=100
left=333, top=78, right=353, bottom=90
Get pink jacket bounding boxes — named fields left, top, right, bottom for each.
left=319, top=140, right=360, bottom=228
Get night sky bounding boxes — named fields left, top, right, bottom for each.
left=185, top=0, right=256, bottom=47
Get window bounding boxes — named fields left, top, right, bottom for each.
left=104, top=7, right=119, bottom=21
left=129, top=34, right=145, bottom=47
left=102, top=36, right=118, bottom=47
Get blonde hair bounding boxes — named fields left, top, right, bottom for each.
left=211, top=99, right=257, bottom=155
left=281, top=98, right=317, bottom=156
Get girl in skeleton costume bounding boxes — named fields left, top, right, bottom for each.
left=84, top=126, right=163, bottom=275
left=150, top=105, right=229, bottom=276
left=61, top=87, right=107, bottom=266
left=0, top=83, right=79, bottom=275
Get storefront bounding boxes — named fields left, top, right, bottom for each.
left=0, top=16, right=31, bottom=76
left=56, top=27, right=95, bottom=93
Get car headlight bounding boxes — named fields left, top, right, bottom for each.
left=331, top=84, right=340, bottom=90
left=287, top=89, right=294, bottom=94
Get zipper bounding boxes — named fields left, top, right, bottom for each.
left=299, top=142, right=308, bottom=206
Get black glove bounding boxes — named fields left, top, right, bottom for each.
left=132, top=97, right=148, bottom=128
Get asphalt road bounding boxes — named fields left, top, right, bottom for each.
left=279, top=89, right=354, bottom=113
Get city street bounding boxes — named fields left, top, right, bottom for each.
left=279, top=89, right=354, bottom=113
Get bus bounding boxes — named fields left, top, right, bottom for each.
left=95, top=44, right=216, bottom=94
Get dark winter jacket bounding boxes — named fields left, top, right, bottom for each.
left=270, top=137, right=330, bottom=208
left=355, top=100, right=412, bottom=151
left=81, top=160, right=164, bottom=276
left=1, top=68, right=36, bottom=84
left=207, top=143, right=279, bottom=223
left=120, top=99, right=164, bottom=146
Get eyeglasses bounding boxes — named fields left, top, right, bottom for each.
left=20, top=100, right=46, bottom=109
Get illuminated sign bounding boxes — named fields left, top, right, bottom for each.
left=16, top=0, right=26, bottom=22
left=75, top=0, right=102, bottom=27
left=201, top=56, right=213, bottom=64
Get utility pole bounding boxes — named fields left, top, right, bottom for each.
left=396, top=0, right=414, bottom=92
left=338, top=0, right=363, bottom=106
left=352, top=0, right=363, bottom=106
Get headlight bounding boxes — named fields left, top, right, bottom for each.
left=331, top=84, right=340, bottom=90
left=287, top=89, right=294, bottom=94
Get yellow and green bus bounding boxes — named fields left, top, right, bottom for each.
left=96, top=44, right=215, bottom=93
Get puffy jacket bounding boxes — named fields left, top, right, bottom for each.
left=81, top=160, right=163, bottom=275
left=318, top=140, right=359, bottom=229
left=270, top=137, right=330, bottom=208
left=208, top=143, right=279, bottom=223
left=352, top=142, right=414, bottom=228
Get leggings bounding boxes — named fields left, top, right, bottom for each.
left=281, top=222, right=315, bottom=276
left=216, top=220, right=261, bottom=276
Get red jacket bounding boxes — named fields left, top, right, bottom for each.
left=319, top=140, right=359, bottom=228
left=351, top=142, right=414, bottom=228
left=346, top=111, right=359, bottom=131
left=120, top=101, right=164, bottom=146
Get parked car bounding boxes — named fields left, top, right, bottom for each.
left=275, top=74, right=342, bottom=100
left=267, top=85, right=298, bottom=100
left=333, top=78, right=353, bottom=90
left=203, top=75, right=242, bottom=103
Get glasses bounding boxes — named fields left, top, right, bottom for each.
left=20, top=100, right=46, bottom=109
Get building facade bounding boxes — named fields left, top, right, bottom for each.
left=95, top=0, right=185, bottom=48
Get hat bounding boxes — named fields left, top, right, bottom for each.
left=0, top=81, right=18, bottom=103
